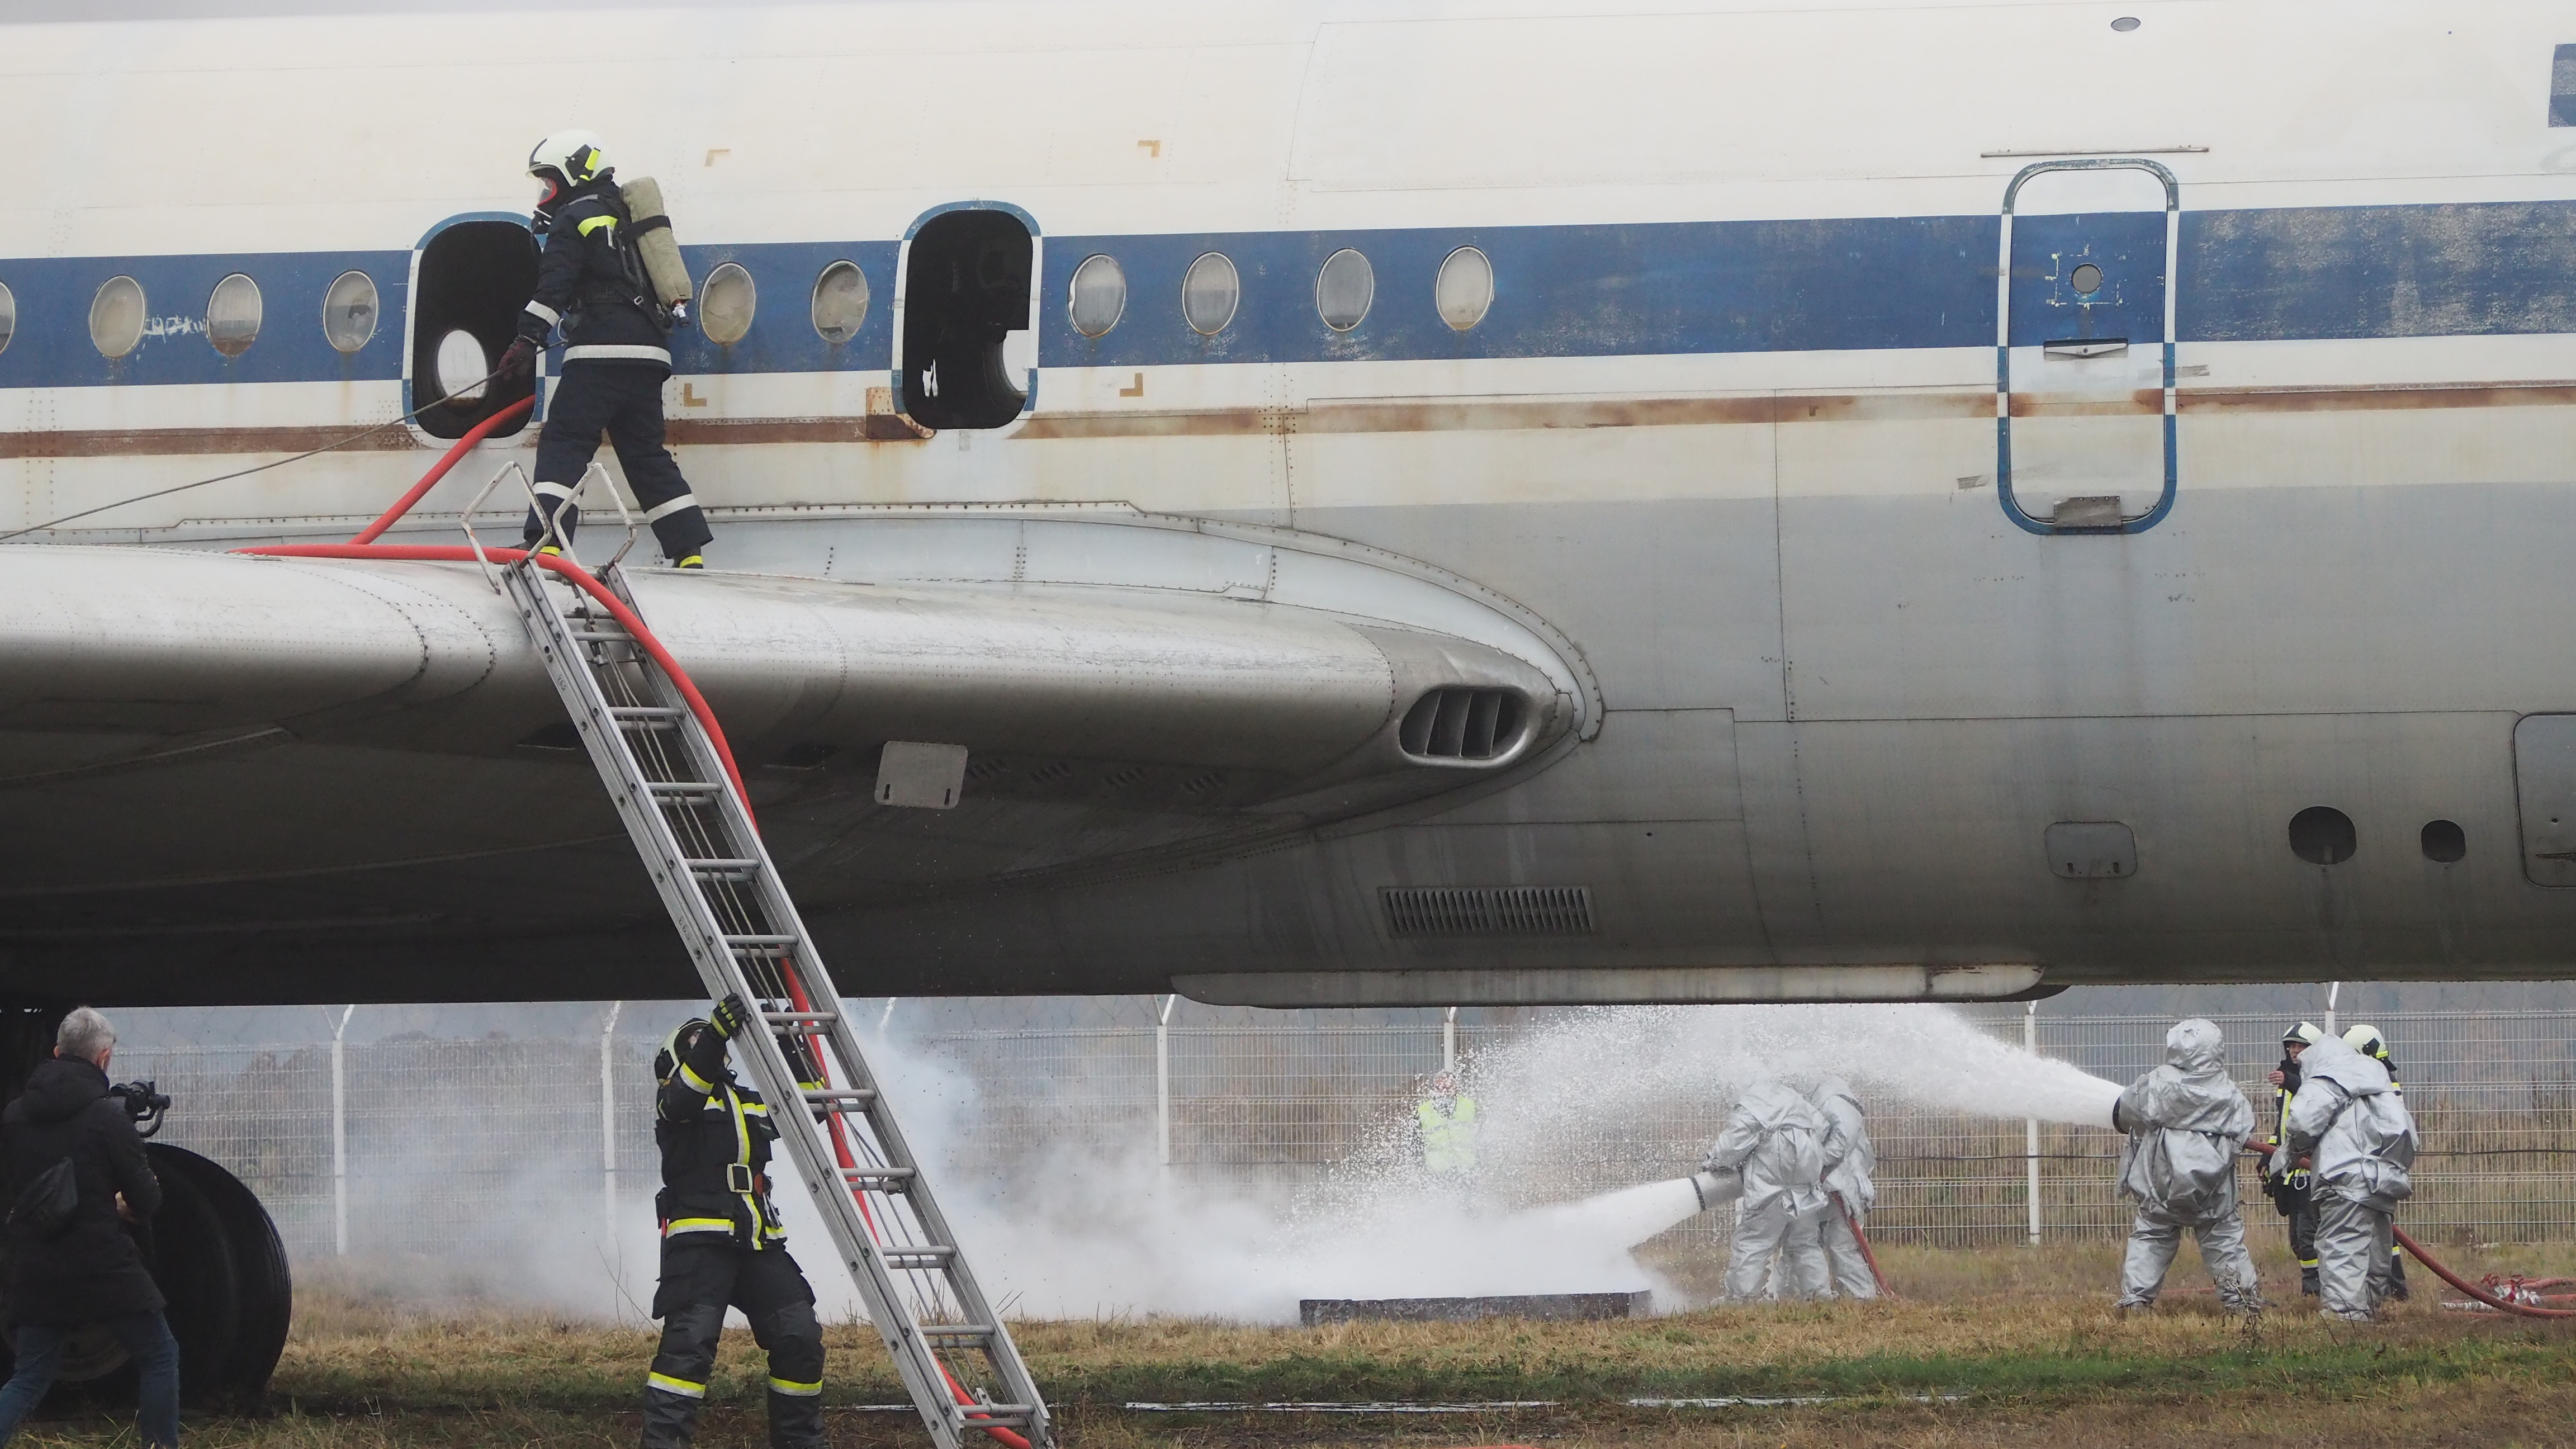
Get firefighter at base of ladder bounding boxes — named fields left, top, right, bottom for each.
left=2262, top=1022, right=2324, bottom=1297
left=1415, top=1070, right=1479, bottom=1178
left=641, top=995, right=827, bottom=1449
left=500, top=129, right=713, bottom=570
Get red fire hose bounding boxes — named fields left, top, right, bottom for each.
left=350, top=396, right=534, bottom=545
left=1834, top=1193, right=1897, bottom=1300
left=2237, top=1145, right=2572, bottom=1320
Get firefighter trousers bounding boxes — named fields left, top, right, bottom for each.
left=525, top=361, right=712, bottom=561
left=643, top=1238, right=826, bottom=1449
left=2117, top=1204, right=2261, bottom=1311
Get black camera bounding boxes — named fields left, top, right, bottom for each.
left=108, top=1079, right=170, bottom=1138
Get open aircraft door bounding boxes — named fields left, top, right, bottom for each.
left=1996, top=160, right=2179, bottom=534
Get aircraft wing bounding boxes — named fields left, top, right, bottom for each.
left=0, top=543, right=1576, bottom=1003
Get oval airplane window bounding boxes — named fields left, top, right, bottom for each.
left=206, top=273, right=262, bottom=357
left=90, top=276, right=145, bottom=359
left=434, top=328, right=489, bottom=401
left=1315, top=248, right=1374, bottom=332
left=1182, top=252, right=1239, bottom=337
left=1436, top=246, right=1494, bottom=332
left=1068, top=254, right=1128, bottom=339
left=811, top=260, right=868, bottom=345
left=0, top=281, right=14, bottom=356
left=322, top=269, right=378, bottom=354
left=702, top=262, right=756, bottom=345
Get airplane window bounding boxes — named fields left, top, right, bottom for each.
left=1315, top=248, right=1374, bottom=332
left=2070, top=263, right=2104, bottom=297
left=206, top=273, right=262, bottom=357
left=1068, top=254, right=1127, bottom=338
left=0, top=282, right=13, bottom=356
left=1182, top=252, right=1239, bottom=336
left=2421, top=819, right=2467, bottom=864
left=702, top=262, right=756, bottom=346
left=811, top=261, right=868, bottom=345
left=322, top=270, right=378, bottom=353
left=1436, top=246, right=1494, bottom=332
left=2287, top=806, right=2357, bottom=866
left=2110, top=16, right=2141, bottom=31
left=434, top=328, right=489, bottom=402
left=90, top=276, right=145, bottom=359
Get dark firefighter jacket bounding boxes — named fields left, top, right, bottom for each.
left=518, top=173, right=672, bottom=368
left=2264, top=1052, right=2310, bottom=1212
left=656, top=1033, right=785, bottom=1249
left=2, top=1055, right=164, bottom=1324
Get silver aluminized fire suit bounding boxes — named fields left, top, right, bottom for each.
left=1810, top=1077, right=1879, bottom=1300
left=2284, top=1035, right=2417, bottom=1322
left=2113, top=1019, right=2262, bottom=1312
left=1702, top=1081, right=1830, bottom=1301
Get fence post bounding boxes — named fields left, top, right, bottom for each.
left=2025, top=1001, right=2041, bottom=1248
left=1156, top=995, right=1177, bottom=1167
left=1442, top=1007, right=1457, bottom=1071
left=331, top=1005, right=355, bottom=1256
left=2325, top=981, right=2341, bottom=1038
left=601, top=1001, right=622, bottom=1243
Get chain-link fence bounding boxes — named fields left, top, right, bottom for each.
left=111, top=1005, right=2576, bottom=1265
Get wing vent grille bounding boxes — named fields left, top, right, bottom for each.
left=1382, top=886, right=1595, bottom=938
left=1398, top=688, right=1527, bottom=761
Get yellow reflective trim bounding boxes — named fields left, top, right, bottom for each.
left=726, top=1087, right=762, bottom=1227
left=768, top=1376, right=822, bottom=1396
left=647, top=1372, right=707, bottom=1398
left=679, top=1063, right=713, bottom=1093
left=579, top=214, right=618, bottom=236
left=664, top=1217, right=733, bottom=1237
left=738, top=1101, right=770, bottom=1117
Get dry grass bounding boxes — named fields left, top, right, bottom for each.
left=12, top=1240, right=2576, bottom=1447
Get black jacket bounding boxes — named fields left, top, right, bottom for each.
left=655, top=1031, right=784, bottom=1250
left=519, top=173, right=672, bottom=367
left=3, top=1055, right=164, bottom=1325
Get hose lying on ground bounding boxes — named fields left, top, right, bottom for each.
left=1834, top=1192, right=1897, bottom=1299
left=2394, top=1225, right=2576, bottom=1319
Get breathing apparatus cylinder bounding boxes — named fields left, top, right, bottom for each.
left=619, top=176, right=694, bottom=309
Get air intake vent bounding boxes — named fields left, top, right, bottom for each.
left=1398, top=688, right=1527, bottom=761
left=1382, top=886, right=1595, bottom=938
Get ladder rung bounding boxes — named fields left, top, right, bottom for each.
left=566, top=628, right=631, bottom=641
left=957, top=1406, right=1035, bottom=1426
left=844, top=1166, right=916, bottom=1185
left=648, top=781, right=724, bottom=797
left=724, top=935, right=800, bottom=957
left=685, top=857, right=762, bottom=877
left=610, top=706, right=685, bottom=718
left=763, top=1010, right=838, bottom=1023
left=617, top=717, right=680, bottom=732
left=803, top=1087, right=877, bottom=1105
left=917, top=1323, right=995, bottom=1342
left=882, top=1246, right=958, bottom=1267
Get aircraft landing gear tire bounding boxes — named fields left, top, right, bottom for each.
left=0, top=1144, right=292, bottom=1408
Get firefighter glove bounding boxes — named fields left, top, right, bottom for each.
left=495, top=337, right=538, bottom=382
left=711, top=992, right=752, bottom=1041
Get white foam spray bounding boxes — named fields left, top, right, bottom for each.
left=802, top=1002, right=2127, bottom=1323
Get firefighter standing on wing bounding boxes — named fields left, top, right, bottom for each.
left=641, top=995, right=827, bottom=1449
left=500, top=129, right=714, bottom=569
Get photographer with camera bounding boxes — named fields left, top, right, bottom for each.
left=0, top=1007, right=178, bottom=1448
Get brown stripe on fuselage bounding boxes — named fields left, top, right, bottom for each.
left=4, top=380, right=2572, bottom=458
left=0, top=426, right=427, bottom=460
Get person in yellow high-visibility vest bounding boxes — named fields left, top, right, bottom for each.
left=1415, top=1070, right=1480, bottom=1178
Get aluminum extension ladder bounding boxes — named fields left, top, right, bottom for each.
left=494, top=536, right=1052, bottom=1449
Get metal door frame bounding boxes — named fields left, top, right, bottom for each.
left=1995, top=158, right=2180, bottom=536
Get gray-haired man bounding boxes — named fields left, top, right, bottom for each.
left=0, top=1007, right=179, bottom=1447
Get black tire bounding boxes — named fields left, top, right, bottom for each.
left=162, top=1148, right=291, bottom=1400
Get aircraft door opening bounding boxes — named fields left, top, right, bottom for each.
left=897, top=207, right=1035, bottom=430
left=407, top=219, right=539, bottom=440
left=1996, top=160, right=2179, bottom=534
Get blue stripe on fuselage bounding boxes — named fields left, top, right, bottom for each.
left=2, top=201, right=2573, bottom=392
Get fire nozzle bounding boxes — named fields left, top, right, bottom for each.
left=1689, top=1168, right=1744, bottom=1213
